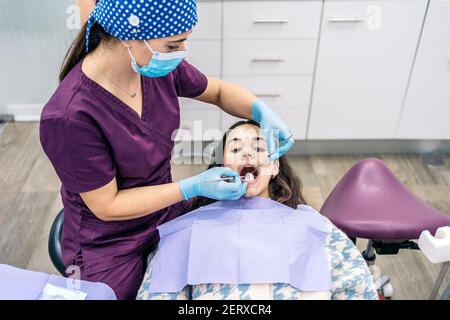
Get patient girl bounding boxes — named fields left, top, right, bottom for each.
left=137, top=120, right=378, bottom=300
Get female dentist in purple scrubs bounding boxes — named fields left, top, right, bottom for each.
left=39, top=0, right=294, bottom=299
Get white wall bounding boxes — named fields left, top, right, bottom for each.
left=0, top=0, right=78, bottom=119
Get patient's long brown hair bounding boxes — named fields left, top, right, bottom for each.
left=191, top=120, right=307, bottom=209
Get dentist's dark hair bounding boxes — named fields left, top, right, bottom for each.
left=191, top=120, right=307, bottom=210
left=59, top=21, right=113, bottom=82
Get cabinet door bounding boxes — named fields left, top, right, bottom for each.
left=222, top=107, right=309, bottom=140
left=223, top=1, right=322, bottom=40
left=396, top=0, right=450, bottom=139
left=189, top=1, right=222, bottom=40
left=178, top=1, right=222, bottom=135
left=175, top=109, right=221, bottom=142
left=308, top=0, right=427, bottom=139
left=184, top=1, right=222, bottom=76
left=185, top=40, right=221, bottom=76
left=221, top=75, right=312, bottom=139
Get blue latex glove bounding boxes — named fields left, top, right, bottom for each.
left=178, top=167, right=247, bottom=201
left=252, top=100, right=294, bottom=161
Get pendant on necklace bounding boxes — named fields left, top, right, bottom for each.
left=131, top=93, right=137, bottom=98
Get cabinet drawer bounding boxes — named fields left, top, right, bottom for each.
left=223, top=40, right=317, bottom=76
left=185, top=40, right=221, bottom=76
left=190, top=2, right=222, bottom=40
left=175, top=108, right=221, bottom=141
left=223, top=76, right=313, bottom=109
left=222, top=108, right=308, bottom=140
left=223, top=1, right=322, bottom=40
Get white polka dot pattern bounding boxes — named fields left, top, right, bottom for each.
left=86, top=0, right=198, bottom=51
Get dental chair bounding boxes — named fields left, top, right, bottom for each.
left=48, top=158, right=450, bottom=299
left=48, top=209, right=65, bottom=276
left=320, top=158, right=450, bottom=299
left=48, top=208, right=158, bottom=277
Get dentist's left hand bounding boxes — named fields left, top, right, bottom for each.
left=178, top=167, right=247, bottom=201
left=252, top=100, right=294, bottom=161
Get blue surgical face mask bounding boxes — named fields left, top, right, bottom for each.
left=127, top=40, right=188, bottom=78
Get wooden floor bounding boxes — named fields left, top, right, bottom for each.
left=1, top=122, right=449, bottom=299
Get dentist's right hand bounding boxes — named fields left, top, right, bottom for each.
left=178, top=167, right=247, bottom=200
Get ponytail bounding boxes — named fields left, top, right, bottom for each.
left=59, top=21, right=110, bottom=82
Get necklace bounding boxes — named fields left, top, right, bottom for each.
left=92, top=57, right=140, bottom=98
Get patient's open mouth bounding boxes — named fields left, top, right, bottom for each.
left=239, top=165, right=259, bottom=182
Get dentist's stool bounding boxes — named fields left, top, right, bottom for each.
left=48, top=209, right=66, bottom=276
left=320, top=158, right=450, bottom=298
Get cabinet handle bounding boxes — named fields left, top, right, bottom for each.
left=253, top=19, right=288, bottom=24
left=328, top=16, right=364, bottom=22
left=251, top=57, right=285, bottom=63
left=253, top=91, right=282, bottom=97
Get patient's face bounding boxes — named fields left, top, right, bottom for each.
left=223, top=124, right=279, bottom=198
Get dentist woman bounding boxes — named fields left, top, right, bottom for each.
left=40, top=0, right=294, bottom=299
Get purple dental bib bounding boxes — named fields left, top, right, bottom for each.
left=148, top=196, right=332, bottom=293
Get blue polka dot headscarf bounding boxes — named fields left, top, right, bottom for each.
left=86, top=0, right=198, bottom=52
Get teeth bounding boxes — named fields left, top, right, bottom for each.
left=244, top=172, right=255, bottom=182
left=240, top=165, right=258, bottom=181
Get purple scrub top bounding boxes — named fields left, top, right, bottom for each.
left=39, top=59, right=208, bottom=278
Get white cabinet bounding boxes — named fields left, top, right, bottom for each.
left=185, top=2, right=222, bottom=76
left=396, top=0, right=450, bottom=139
left=175, top=108, right=221, bottom=141
left=185, top=40, right=221, bottom=76
left=222, top=76, right=313, bottom=110
left=185, top=1, right=222, bottom=76
left=222, top=40, right=317, bottom=76
left=221, top=75, right=313, bottom=139
left=189, top=1, right=222, bottom=40
left=308, top=0, right=428, bottom=139
left=222, top=107, right=310, bottom=140
left=182, top=1, right=322, bottom=141
left=179, top=0, right=442, bottom=143
left=220, top=0, right=323, bottom=139
left=179, top=0, right=222, bottom=126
